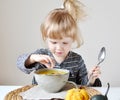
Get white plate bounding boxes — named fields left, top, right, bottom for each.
left=20, top=82, right=75, bottom=99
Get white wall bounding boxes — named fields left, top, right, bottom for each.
left=0, top=0, right=120, bottom=86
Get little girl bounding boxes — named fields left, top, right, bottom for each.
left=17, top=0, right=102, bottom=86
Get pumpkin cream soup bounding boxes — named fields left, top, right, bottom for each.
left=38, top=69, right=66, bottom=75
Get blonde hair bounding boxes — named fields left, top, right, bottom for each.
left=63, top=0, right=85, bottom=22
left=40, top=0, right=85, bottom=48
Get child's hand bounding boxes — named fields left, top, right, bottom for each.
left=30, top=54, right=55, bottom=68
left=88, top=66, right=101, bottom=85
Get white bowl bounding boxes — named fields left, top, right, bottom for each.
left=34, top=68, right=69, bottom=93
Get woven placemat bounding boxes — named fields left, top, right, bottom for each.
left=4, top=85, right=34, bottom=100
left=4, top=85, right=101, bottom=100
left=81, top=86, right=101, bottom=97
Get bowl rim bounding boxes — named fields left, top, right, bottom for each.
left=34, top=68, right=69, bottom=76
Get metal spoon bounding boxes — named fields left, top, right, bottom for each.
left=97, top=47, right=106, bottom=66
left=87, top=47, right=106, bottom=86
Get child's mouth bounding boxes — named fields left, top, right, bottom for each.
left=56, top=52, right=63, bottom=55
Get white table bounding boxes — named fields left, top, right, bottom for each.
left=0, top=85, right=120, bottom=100
left=94, top=87, right=120, bottom=100
left=0, top=86, right=21, bottom=100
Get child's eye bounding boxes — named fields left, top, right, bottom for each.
left=63, top=42, right=68, bottom=44
left=51, top=41, right=57, bottom=44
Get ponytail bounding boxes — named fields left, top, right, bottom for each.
left=63, top=0, right=86, bottom=22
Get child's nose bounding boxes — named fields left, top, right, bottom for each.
left=56, top=44, right=63, bottom=49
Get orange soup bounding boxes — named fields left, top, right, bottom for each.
left=38, top=69, right=66, bottom=75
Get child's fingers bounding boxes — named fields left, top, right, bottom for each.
left=41, top=55, right=55, bottom=68
left=33, top=54, right=55, bottom=68
left=92, top=66, right=101, bottom=72
left=47, top=57, right=55, bottom=68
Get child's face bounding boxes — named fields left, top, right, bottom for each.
left=47, top=37, right=73, bottom=59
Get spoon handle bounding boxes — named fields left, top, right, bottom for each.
left=87, top=73, right=93, bottom=86
left=97, top=62, right=101, bottom=66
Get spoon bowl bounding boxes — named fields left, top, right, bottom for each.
left=97, top=47, right=106, bottom=66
